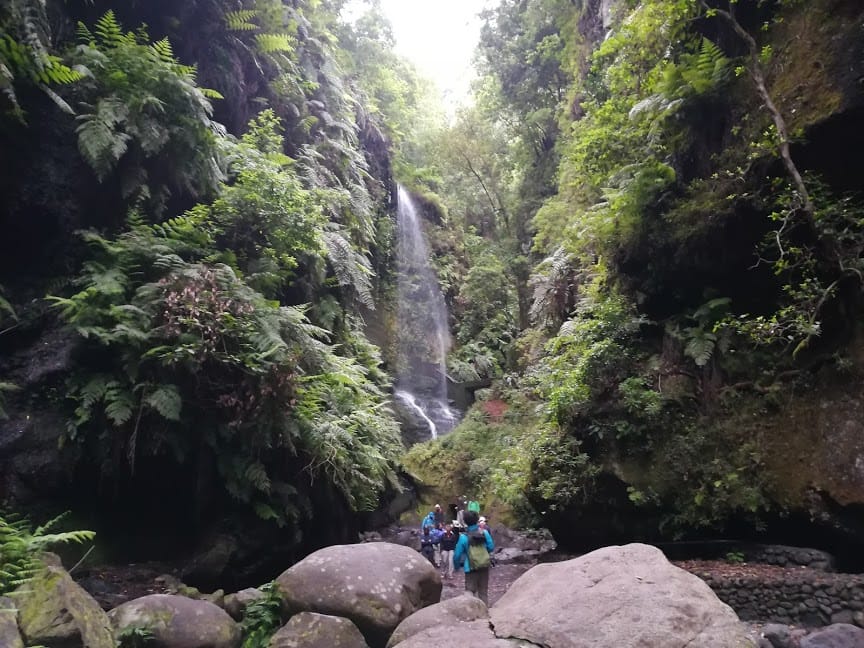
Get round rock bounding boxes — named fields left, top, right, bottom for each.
left=490, top=543, right=755, bottom=648
left=276, top=542, right=441, bottom=648
left=386, top=593, right=488, bottom=647
left=109, top=593, right=240, bottom=648
left=269, top=612, right=368, bottom=648
left=801, top=623, right=864, bottom=648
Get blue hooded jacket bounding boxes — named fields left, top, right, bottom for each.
left=453, top=524, right=494, bottom=573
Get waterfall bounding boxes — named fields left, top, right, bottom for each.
left=394, top=185, right=457, bottom=440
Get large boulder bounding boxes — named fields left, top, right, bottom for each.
left=388, top=620, right=526, bottom=648
left=276, top=542, right=441, bottom=648
left=0, top=598, right=23, bottom=648
left=801, top=624, right=864, bottom=648
left=15, top=562, right=114, bottom=648
left=386, top=594, right=488, bottom=647
left=269, top=612, right=368, bottom=648
left=490, top=543, right=754, bottom=648
left=108, top=594, right=240, bottom=648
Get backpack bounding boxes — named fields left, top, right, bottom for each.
left=466, top=530, right=490, bottom=571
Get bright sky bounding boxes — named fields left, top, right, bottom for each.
left=344, top=0, right=498, bottom=109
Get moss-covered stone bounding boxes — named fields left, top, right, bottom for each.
left=15, top=564, right=114, bottom=648
left=108, top=594, right=241, bottom=648
left=269, top=612, right=368, bottom=648
left=0, top=597, right=23, bottom=648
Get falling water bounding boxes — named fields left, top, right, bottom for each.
left=395, top=185, right=457, bottom=440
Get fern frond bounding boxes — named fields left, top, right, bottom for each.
left=255, top=33, right=295, bottom=54
left=145, top=384, right=181, bottom=421
left=93, top=11, right=124, bottom=48
left=322, top=230, right=374, bottom=308
left=225, top=10, right=259, bottom=32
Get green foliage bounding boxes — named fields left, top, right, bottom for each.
left=540, top=289, right=645, bottom=426
left=116, top=624, right=155, bottom=648
left=240, top=582, right=282, bottom=648
left=0, top=0, right=82, bottom=117
left=0, top=511, right=95, bottom=597
left=402, top=391, right=544, bottom=525
left=725, top=551, right=745, bottom=564
left=73, top=11, right=222, bottom=216
left=51, top=112, right=402, bottom=524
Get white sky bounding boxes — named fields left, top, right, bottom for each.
left=344, top=0, right=498, bottom=109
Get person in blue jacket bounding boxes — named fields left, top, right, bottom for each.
left=453, top=509, right=494, bottom=604
left=420, top=510, right=436, bottom=532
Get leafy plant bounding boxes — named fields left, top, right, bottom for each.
left=116, top=624, right=155, bottom=648
left=0, top=0, right=82, bottom=117
left=0, top=511, right=95, bottom=596
left=725, top=551, right=745, bottom=564
left=240, top=582, right=283, bottom=648
left=73, top=11, right=223, bottom=217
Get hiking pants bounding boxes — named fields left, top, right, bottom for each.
left=440, top=549, right=454, bottom=577
left=465, top=568, right=490, bottom=605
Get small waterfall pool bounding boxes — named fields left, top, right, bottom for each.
left=394, top=186, right=459, bottom=440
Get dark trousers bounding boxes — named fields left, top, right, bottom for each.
left=464, top=568, right=490, bottom=605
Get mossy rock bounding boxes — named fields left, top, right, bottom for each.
left=0, top=597, right=23, bottom=648
left=108, top=594, right=240, bottom=648
left=15, top=563, right=114, bottom=648
left=269, top=612, right=368, bottom=648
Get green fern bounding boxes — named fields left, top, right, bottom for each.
left=225, top=10, right=259, bottom=32
left=240, top=582, right=283, bottom=648
left=92, top=10, right=125, bottom=48
left=322, top=230, right=374, bottom=308
left=0, top=511, right=95, bottom=596
left=255, top=33, right=295, bottom=54
left=144, top=384, right=182, bottom=421
left=0, top=2, right=83, bottom=118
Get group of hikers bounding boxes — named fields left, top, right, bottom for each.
left=418, top=501, right=494, bottom=604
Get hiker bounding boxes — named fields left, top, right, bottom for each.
left=439, top=524, right=459, bottom=579
left=419, top=526, right=436, bottom=566
left=433, top=503, right=445, bottom=526
left=431, top=522, right=445, bottom=566
left=478, top=516, right=488, bottom=531
left=453, top=510, right=494, bottom=604
left=420, top=509, right=436, bottom=532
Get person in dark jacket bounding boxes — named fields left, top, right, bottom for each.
left=453, top=510, right=494, bottom=603
left=419, top=526, right=436, bottom=566
left=439, top=524, right=459, bottom=579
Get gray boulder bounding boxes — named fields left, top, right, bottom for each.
left=224, top=587, right=265, bottom=621
left=490, top=543, right=755, bottom=648
left=801, top=624, right=864, bottom=648
left=276, top=542, right=441, bottom=648
left=108, top=594, right=240, bottom=648
left=269, top=612, right=368, bottom=648
left=386, top=594, right=488, bottom=647
left=761, top=623, right=798, bottom=648
left=15, top=562, right=114, bottom=648
left=0, top=598, right=23, bottom=648
left=388, top=620, right=527, bottom=647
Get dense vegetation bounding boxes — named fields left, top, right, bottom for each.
left=2, top=0, right=864, bottom=573
left=403, top=0, right=864, bottom=551
left=0, top=0, right=430, bottom=565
